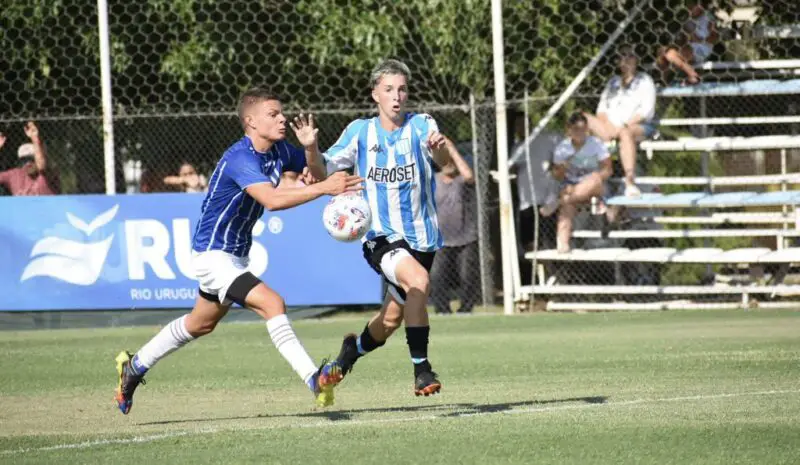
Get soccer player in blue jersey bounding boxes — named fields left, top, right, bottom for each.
left=114, top=88, right=362, bottom=414
left=301, top=59, right=462, bottom=396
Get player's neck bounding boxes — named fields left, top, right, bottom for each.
left=378, top=113, right=405, bottom=132
left=246, top=134, right=274, bottom=153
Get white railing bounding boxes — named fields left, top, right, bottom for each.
left=544, top=300, right=800, bottom=311
left=522, top=285, right=800, bottom=295
left=658, top=115, right=800, bottom=126
left=610, top=173, right=800, bottom=186
left=640, top=135, right=800, bottom=156
left=570, top=229, right=800, bottom=239
left=694, top=59, right=800, bottom=70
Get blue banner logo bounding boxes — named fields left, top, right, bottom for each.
left=0, top=194, right=381, bottom=311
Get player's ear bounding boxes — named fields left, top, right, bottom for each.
left=371, top=88, right=379, bottom=104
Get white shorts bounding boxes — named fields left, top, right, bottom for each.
left=380, top=248, right=413, bottom=304
left=192, top=250, right=251, bottom=305
left=362, top=236, right=436, bottom=305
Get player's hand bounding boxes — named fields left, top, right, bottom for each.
left=298, top=166, right=319, bottom=185
left=0, top=133, right=5, bottom=150
left=428, top=132, right=446, bottom=151
left=24, top=121, right=39, bottom=141
left=321, top=171, right=363, bottom=195
left=290, top=113, right=319, bottom=148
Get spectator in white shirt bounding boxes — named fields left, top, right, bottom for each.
left=584, top=45, right=657, bottom=198
left=540, top=113, right=612, bottom=253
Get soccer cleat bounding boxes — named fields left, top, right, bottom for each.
left=311, top=359, right=343, bottom=408
left=335, top=333, right=359, bottom=377
left=414, top=370, right=442, bottom=397
left=114, top=351, right=145, bottom=415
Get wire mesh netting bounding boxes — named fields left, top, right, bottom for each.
left=2, top=0, right=800, bottom=311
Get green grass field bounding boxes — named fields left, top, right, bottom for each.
left=1, top=310, right=799, bottom=465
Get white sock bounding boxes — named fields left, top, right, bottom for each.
left=132, top=315, right=194, bottom=374
left=266, top=314, right=318, bottom=387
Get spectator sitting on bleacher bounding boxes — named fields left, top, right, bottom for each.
left=0, top=121, right=58, bottom=196
left=584, top=44, right=656, bottom=198
left=540, top=112, right=612, bottom=254
left=656, top=0, right=719, bottom=85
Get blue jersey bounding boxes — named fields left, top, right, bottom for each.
left=323, top=113, right=443, bottom=252
left=192, top=136, right=306, bottom=257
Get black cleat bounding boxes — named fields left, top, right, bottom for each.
left=114, top=351, right=145, bottom=415
left=336, top=333, right=360, bottom=377
left=414, top=370, right=442, bottom=397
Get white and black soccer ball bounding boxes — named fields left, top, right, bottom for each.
left=322, top=193, right=371, bottom=242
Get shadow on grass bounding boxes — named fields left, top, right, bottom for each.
left=137, top=395, right=608, bottom=426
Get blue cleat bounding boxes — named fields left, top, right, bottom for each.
left=114, top=351, right=145, bottom=415
left=310, top=359, right=343, bottom=408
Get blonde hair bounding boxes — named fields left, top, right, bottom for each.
left=370, top=59, right=411, bottom=89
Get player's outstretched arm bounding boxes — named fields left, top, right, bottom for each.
left=246, top=172, right=363, bottom=212
left=290, top=113, right=327, bottom=182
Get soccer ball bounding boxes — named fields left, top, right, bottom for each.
left=322, top=193, right=371, bottom=242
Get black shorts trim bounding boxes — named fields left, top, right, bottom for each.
left=198, top=289, right=220, bottom=303
left=227, top=272, right=261, bottom=307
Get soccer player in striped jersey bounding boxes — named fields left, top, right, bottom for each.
left=301, top=59, right=463, bottom=396
left=113, top=88, right=362, bottom=414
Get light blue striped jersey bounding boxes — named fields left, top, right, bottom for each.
left=192, top=136, right=306, bottom=257
left=323, top=113, right=443, bottom=252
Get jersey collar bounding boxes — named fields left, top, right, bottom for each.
left=244, top=135, right=275, bottom=157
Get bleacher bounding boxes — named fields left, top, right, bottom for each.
left=521, top=9, right=800, bottom=311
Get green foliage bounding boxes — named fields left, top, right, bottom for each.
left=296, top=0, right=492, bottom=102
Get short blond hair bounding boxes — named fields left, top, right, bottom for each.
left=370, top=59, right=411, bottom=89
left=237, top=87, right=280, bottom=129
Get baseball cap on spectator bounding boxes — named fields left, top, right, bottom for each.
left=18, top=143, right=35, bottom=166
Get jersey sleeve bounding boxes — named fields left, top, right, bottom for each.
left=227, top=150, right=270, bottom=190
left=414, top=113, right=440, bottom=160
left=592, top=138, right=611, bottom=161
left=635, top=74, right=657, bottom=122
left=552, top=140, right=572, bottom=164
left=279, top=141, right=307, bottom=173
left=323, top=120, right=362, bottom=172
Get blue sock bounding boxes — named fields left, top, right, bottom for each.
left=130, top=354, right=148, bottom=376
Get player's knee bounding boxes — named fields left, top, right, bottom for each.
left=185, top=316, right=219, bottom=337
left=254, top=293, right=286, bottom=317
left=401, top=269, right=430, bottom=296
left=247, top=287, right=286, bottom=319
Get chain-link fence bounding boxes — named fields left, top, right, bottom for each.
left=2, top=0, right=799, bottom=311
